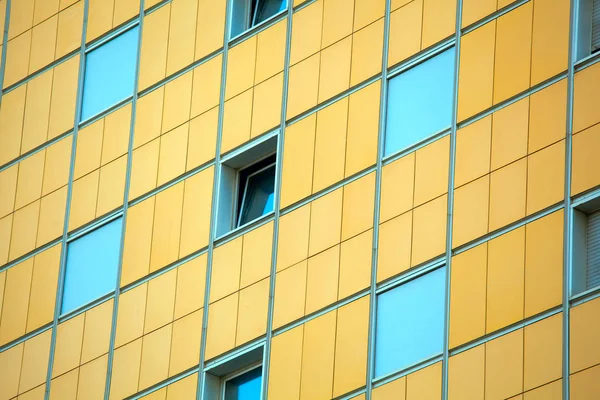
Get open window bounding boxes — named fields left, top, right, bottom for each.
left=572, top=197, right=600, bottom=295
left=576, top=0, right=600, bottom=61
left=230, top=0, right=287, bottom=38
left=203, top=346, right=263, bottom=400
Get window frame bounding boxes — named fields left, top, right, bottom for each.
left=575, top=0, right=600, bottom=62
left=220, top=362, right=263, bottom=400
left=236, top=157, right=277, bottom=228
left=571, top=195, right=600, bottom=297
left=229, top=0, right=288, bottom=40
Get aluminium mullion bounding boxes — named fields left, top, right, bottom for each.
left=0, top=0, right=12, bottom=106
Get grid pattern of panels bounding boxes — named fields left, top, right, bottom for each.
left=0, top=0, right=599, bottom=399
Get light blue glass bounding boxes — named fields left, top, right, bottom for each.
left=224, top=367, right=262, bottom=400
left=61, top=218, right=123, bottom=315
left=384, top=48, right=455, bottom=156
left=81, top=26, right=139, bottom=121
left=374, top=267, right=446, bottom=378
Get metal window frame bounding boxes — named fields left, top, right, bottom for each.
left=236, top=161, right=277, bottom=228
left=220, top=363, right=263, bottom=400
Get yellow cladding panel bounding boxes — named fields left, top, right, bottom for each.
left=281, top=115, right=316, bottom=208
left=461, top=0, right=496, bottom=28
left=0, top=165, right=18, bottom=218
left=528, top=79, right=567, bottom=153
left=236, top=278, right=269, bottom=345
left=488, top=158, right=527, bottom=232
left=139, top=324, right=172, bottom=390
left=150, top=182, right=184, bottom=272
left=411, top=194, right=447, bottom=266
left=321, top=0, right=353, bottom=48
left=205, top=293, right=238, bottom=360
left=19, top=329, right=52, bottom=394
left=52, top=313, right=85, bottom=377
left=342, top=172, right=375, bottom=241
left=290, top=0, right=323, bottom=65
left=144, top=269, right=177, bottom=334
left=524, top=380, right=562, bottom=400
left=240, top=221, right=273, bottom=288
left=114, top=0, right=141, bottom=28
left=74, top=119, right=104, bottom=180
left=523, top=314, right=562, bottom=391
left=286, top=53, right=320, bottom=119
left=421, top=0, right=456, bottom=48
left=0, top=343, right=24, bottom=400
left=162, top=72, right=193, bottom=134
left=49, top=368, right=78, bottom=400
left=388, top=0, right=422, bottom=67
left=134, top=87, right=164, bottom=149
left=377, top=211, right=412, bottom=283
left=115, top=283, right=147, bottom=348
left=225, top=36, right=257, bottom=101
left=339, top=229, right=372, bottom=298
left=414, top=136, right=449, bottom=207
left=96, top=155, right=127, bottom=216
left=129, top=139, right=160, bottom=200
left=10, top=201, right=41, bottom=261
left=157, top=123, right=188, bottom=186
left=186, top=108, right=218, bottom=171
left=81, top=299, right=114, bottom=364
left=42, top=135, right=72, bottom=195
left=191, top=55, right=222, bottom=118
left=300, top=311, right=336, bottom=400
left=490, top=98, right=529, bottom=171
left=573, top=61, right=600, bottom=134
left=166, top=373, right=198, bottom=399
left=571, top=364, right=600, bottom=399
left=169, top=310, right=202, bottom=376
left=455, top=116, right=491, bottom=188
left=194, top=0, right=226, bottom=60
left=251, top=72, right=284, bottom=137
left=0, top=215, right=14, bottom=265
left=308, top=189, right=342, bottom=256
left=255, top=19, right=287, bottom=84
left=110, top=339, right=142, bottom=400
left=4, top=30, right=31, bottom=89
left=305, top=246, right=339, bottom=314
left=22, top=71, right=52, bottom=154
left=452, top=175, right=489, bottom=247
left=173, top=254, right=206, bottom=320
left=26, top=245, right=61, bottom=332
left=121, top=197, right=155, bottom=286
left=48, top=55, right=79, bottom=140
left=267, top=325, right=303, bottom=400
left=0, top=85, right=26, bottom=165
left=87, top=0, right=114, bottom=41
left=55, top=2, right=83, bottom=59
left=0, top=258, right=33, bottom=345
left=570, top=296, right=600, bottom=373
left=485, top=329, right=524, bottom=400
left=318, top=36, right=351, bottom=103
left=372, top=376, right=406, bottom=400
left=37, top=186, right=67, bottom=246
left=526, top=140, right=565, bottom=215
left=210, top=236, right=242, bottom=303
left=166, top=0, right=197, bottom=76
left=449, top=243, right=487, bottom=348
left=332, top=296, right=369, bottom=397
left=139, top=4, right=170, bottom=90
left=15, top=148, right=45, bottom=211
left=28, top=16, right=57, bottom=74
left=221, top=88, right=253, bottom=153
left=406, top=362, right=442, bottom=399
left=448, top=345, right=485, bottom=400
left=572, top=124, right=600, bottom=196
left=179, top=167, right=213, bottom=257
left=273, top=260, right=307, bottom=329
left=350, top=18, right=384, bottom=87
left=353, top=0, right=385, bottom=31
left=8, top=0, right=34, bottom=39
left=380, top=153, right=415, bottom=223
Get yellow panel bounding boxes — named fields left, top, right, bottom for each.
left=166, top=0, right=197, bottom=75
left=55, top=1, right=83, bottom=59
left=300, top=311, right=336, bottom=400
left=157, top=123, right=188, bottom=186
left=139, top=324, right=172, bottom=390
left=452, top=175, right=489, bottom=247
left=33, top=0, right=59, bottom=25
left=339, top=229, right=372, bottom=298
left=461, top=0, right=496, bottom=28
left=241, top=222, right=273, bottom=288
left=277, top=204, right=310, bottom=270
left=488, top=158, right=527, bottom=232
left=332, top=296, right=369, bottom=397
left=19, top=329, right=52, bottom=394
left=86, top=0, right=114, bottom=42
left=570, top=363, right=600, bottom=400
left=350, top=18, right=384, bottom=87
left=110, top=339, right=142, bottom=400
left=411, top=194, right=447, bottom=266
left=221, top=88, right=253, bottom=153
left=528, top=79, right=567, bottom=153
left=308, top=189, right=343, bottom=256
left=449, top=243, right=486, bottom=348
left=570, top=296, right=600, bottom=373
left=345, top=80, right=380, bottom=177
left=319, top=36, right=351, bottom=102
left=523, top=314, right=562, bottom=391
left=525, top=211, right=563, bottom=317
left=406, top=362, right=442, bottom=400
left=42, top=136, right=72, bottom=195
left=129, top=139, right=160, bottom=200
left=321, top=0, right=353, bottom=48
left=306, top=246, right=339, bottom=314
left=179, top=167, right=213, bottom=256
left=457, top=21, right=495, bottom=122
left=267, top=325, right=303, bottom=400
left=26, top=245, right=61, bottom=332
left=52, top=314, right=84, bottom=377
left=205, top=293, right=238, bottom=360
left=49, top=367, right=78, bottom=400
left=530, top=0, right=569, bottom=86
left=286, top=53, right=320, bottom=119
left=273, top=260, right=307, bottom=329
left=22, top=71, right=52, bottom=154
left=225, top=36, right=257, bottom=100
left=186, top=108, right=218, bottom=171
left=236, top=278, right=269, bottom=345
left=96, top=155, right=127, bottom=216
left=414, top=136, right=449, bottom=206
left=373, top=376, right=406, bottom=400
left=162, top=72, right=192, bottom=134
left=342, top=172, right=375, bottom=241
left=313, top=97, right=348, bottom=193
left=0, top=270, right=5, bottom=322
left=377, top=211, right=412, bottom=283
left=191, top=55, right=222, bottom=118
left=421, top=0, right=456, bottom=48
left=0, top=343, right=24, bottom=400
left=9, top=201, right=40, bottom=261
left=194, top=0, right=226, bottom=60
left=280, top=115, right=316, bottom=208
left=353, top=0, right=385, bottom=31
left=0, top=214, right=13, bottom=265
left=28, top=16, right=57, bottom=74
left=37, top=189, right=68, bottom=246
left=166, top=373, right=197, bottom=399
left=15, top=150, right=45, bottom=210
left=81, top=299, right=114, bottom=364
left=491, top=98, right=529, bottom=171
left=380, top=153, right=414, bottom=223
left=134, top=87, right=164, bottom=149
left=448, top=345, right=484, bottom=400
left=4, top=31, right=32, bottom=88
left=48, top=55, right=78, bottom=140
left=144, top=269, right=177, bottom=334
left=527, top=140, right=565, bottom=215
left=455, top=116, right=491, bottom=188
left=493, top=2, right=533, bottom=104
left=74, top=120, right=103, bottom=180
left=150, top=183, right=184, bottom=272
left=573, top=62, right=600, bottom=134
left=115, top=283, right=147, bottom=348
left=113, top=0, right=140, bottom=27
left=251, top=72, right=283, bottom=138
left=290, top=0, right=323, bottom=65
left=210, top=237, right=242, bottom=303
left=0, top=258, right=33, bottom=345
left=388, top=0, right=422, bottom=67
left=77, top=355, right=108, bottom=400
left=571, top=124, right=600, bottom=196
left=173, top=254, right=206, bottom=320
left=255, top=19, right=286, bottom=84
left=18, top=385, right=45, bottom=400
left=524, top=380, right=562, bottom=400
left=168, top=309, right=202, bottom=376
left=8, top=0, right=34, bottom=39
left=138, top=4, right=170, bottom=90
left=485, top=329, right=524, bottom=399
left=0, top=85, right=26, bottom=165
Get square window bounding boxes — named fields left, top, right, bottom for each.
left=374, top=267, right=446, bottom=378
left=81, top=26, right=139, bottom=121
left=576, top=0, right=600, bottom=61
left=231, top=0, right=287, bottom=38
left=384, top=48, right=455, bottom=157
left=572, top=199, right=600, bottom=295
left=61, top=218, right=123, bottom=315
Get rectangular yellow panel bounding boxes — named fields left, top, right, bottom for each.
left=74, top=120, right=104, bottom=180
left=191, top=55, right=222, bottom=118
left=33, top=0, right=59, bottom=25
left=255, top=19, right=286, bottom=84
left=165, top=0, right=196, bottom=75
left=491, top=98, right=529, bottom=171
left=0, top=165, right=17, bottom=218
left=162, top=72, right=192, bottom=134
left=134, top=87, right=164, bottom=149
left=22, top=71, right=52, bottom=154
left=570, top=296, right=600, bottom=373
left=332, top=296, right=369, bottom=397
left=342, top=172, right=375, bottom=241
left=485, top=329, right=524, bottom=400
left=313, top=98, right=348, bottom=193
left=290, top=0, right=323, bottom=65
left=373, top=376, right=406, bottom=400
left=15, top=150, right=45, bottom=210
left=321, top=0, right=353, bottom=48
left=570, top=364, right=600, bottom=399
left=51, top=363, right=78, bottom=399
left=19, top=329, right=52, bottom=394
left=353, top=0, right=384, bottom=31
left=186, top=108, right=218, bottom=171
left=350, top=18, right=384, bottom=87
left=528, top=79, right=567, bottom=153
left=305, top=246, right=339, bottom=314
left=411, top=194, right=446, bottom=266
left=318, top=36, right=351, bottom=103
left=573, top=62, right=600, bottom=134
left=115, top=283, right=147, bottom=348
left=18, top=384, right=45, bottom=400
left=150, top=183, right=184, bottom=272
left=267, top=325, right=303, bottom=400
left=9, top=201, right=40, bottom=261
left=225, top=36, right=257, bottom=100
left=139, top=324, right=172, bottom=390
left=138, top=4, right=170, bottom=90
left=96, top=155, right=127, bottom=216
left=414, top=136, right=449, bottom=206
left=166, top=373, right=198, bottom=399
left=461, top=0, right=496, bottom=28
left=388, top=0, right=422, bottom=67
left=48, top=55, right=78, bottom=140
left=179, top=167, right=213, bottom=256
left=277, top=204, right=310, bottom=270
left=42, top=135, right=72, bottom=195
left=240, top=221, right=273, bottom=288
left=113, top=0, right=140, bottom=27
left=449, top=243, right=486, bottom=348
left=194, top=0, right=225, bottom=60
left=55, top=1, right=83, bottom=59
left=36, top=186, right=68, bottom=246
left=339, top=229, right=372, bottom=299
left=526, top=140, right=565, bottom=215
left=4, top=30, right=32, bottom=88
left=0, top=214, right=13, bottom=265
left=455, top=116, right=491, bottom=188
left=129, top=138, right=160, bottom=200
left=168, top=309, right=202, bottom=376
left=173, top=254, right=206, bottom=320
left=28, top=16, right=57, bottom=74
left=273, top=260, right=307, bottom=329
left=523, top=314, right=562, bottom=391
left=448, top=345, right=484, bottom=400
left=486, top=227, right=525, bottom=333
left=205, top=293, right=238, bottom=360
left=144, top=269, right=177, bottom=333
left=377, top=211, right=412, bottom=283
left=251, top=72, right=283, bottom=138
left=571, top=124, right=600, bottom=196
left=0, top=259, right=33, bottom=345
left=221, top=88, right=253, bottom=154
left=77, top=355, right=108, bottom=400
left=281, top=115, right=316, bottom=208
left=380, top=153, right=414, bottom=223
left=8, top=0, right=34, bottom=39
left=286, top=53, right=320, bottom=119
left=524, top=380, right=562, bottom=400
left=157, top=123, right=189, bottom=186
left=406, top=362, right=442, bottom=400
left=81, top=299, right=114, bottom=364
left=300, top=311, right=336, bottom=400
left=52, top=314, right=84, bottom=377
left=308, top=189, right=343, bottom=256
left=0, top=343, right=24, bottom=400
left=102, top=103, right=131, bottom=165
left=26, top=244, right=61, bottom=332
left=452, top=175, right=489, bottom=247
left=110, top=339, right=142, bottom=400
left=86, top=0, right=114, bottom=42
left=236, top=278, right=269, bottom=345
left=421, top=0, right=456, bottom=48
left=0, top=85, right=26, bottom=165
left=488, top=158, right=527, bottom=232
left=210, top=237, right=242, bottom=303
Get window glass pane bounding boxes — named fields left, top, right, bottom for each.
left=254, top=0, right=286, bottom=25
left=375, top=267, right=446, bottom=377
left=81, top=26, right=139, bottom=121
left=238, top=165, right=275, bottom=226
left=385, top=48, right=455, bottom=156
left=224, top=367, right=262, bottom=400
left=231, top=0, right=251, bottom=38
left=61, top=218, right=123, bottom=315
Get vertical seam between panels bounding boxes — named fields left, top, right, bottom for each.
left=365, top=0, right=391, bottom=398
left=441, top=0, right=463, bottom=399
left=103, top=0, right=146, bottom=398
left=43, top=0, right=91, bottom=398
left=0, top=0, right=11, bottom=103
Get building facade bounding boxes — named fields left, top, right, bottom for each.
left=0, top=0, right=599, bottom=399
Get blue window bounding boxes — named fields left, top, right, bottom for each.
left=374, top=267, right=446, bottom=378
left=385, top=48, right=455, bottom=156
left=224, top=367, right=262, bottom=400
left=231, top=0, right=287, bottom=38
left=61, top=218, right=123, bottom=314
left=236, top=154, right=276, bottom=228
left=81, top=26, right=139, bottom=121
